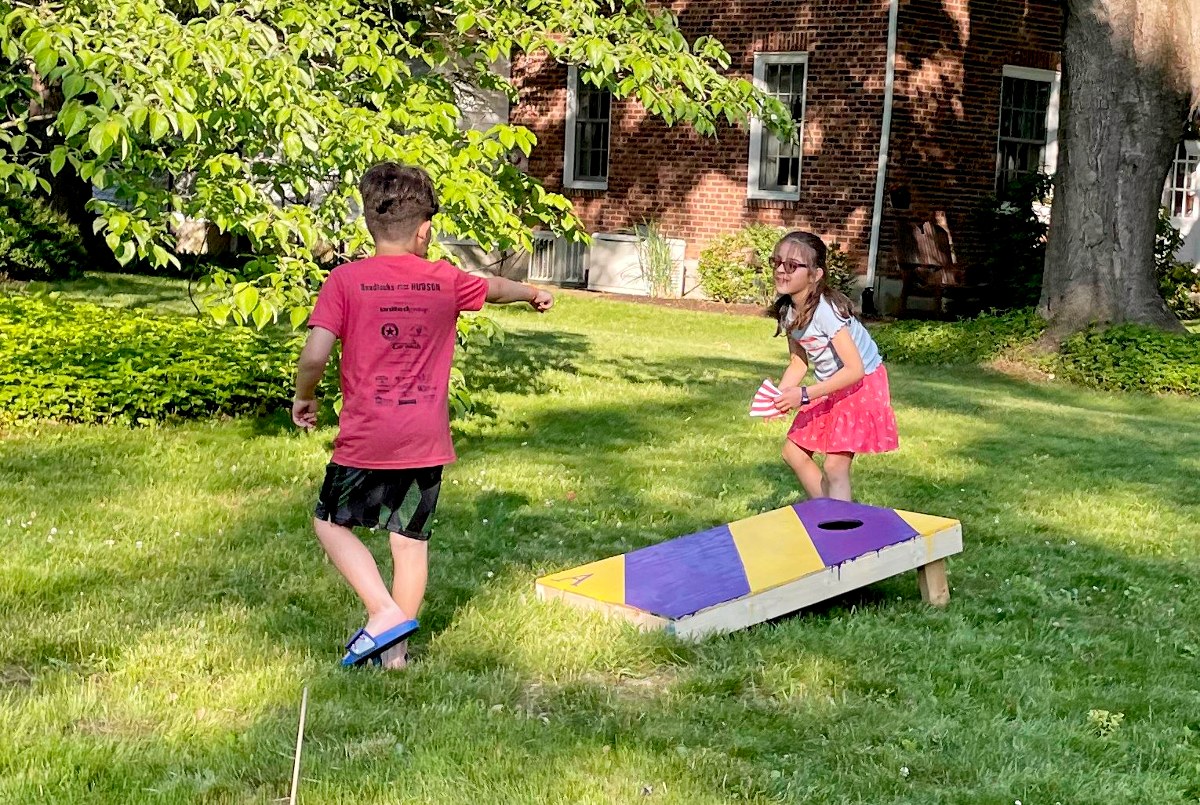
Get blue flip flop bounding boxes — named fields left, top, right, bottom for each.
left=340, top=619, right=419, bottom=667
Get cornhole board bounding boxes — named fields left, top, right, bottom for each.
left=535, top=498, right=962, bottom=639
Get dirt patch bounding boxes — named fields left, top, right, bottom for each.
left=0, top=664, right=34, bottom=688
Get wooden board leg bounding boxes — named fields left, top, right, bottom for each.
left=917, top=559, right=950, bottom=607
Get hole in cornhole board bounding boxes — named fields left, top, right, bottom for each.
left=818, top=519, right=865, bottom=531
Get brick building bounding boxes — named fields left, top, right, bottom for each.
left=508, top=0, right=1064, bottom=311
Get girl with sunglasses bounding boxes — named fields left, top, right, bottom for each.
left=766, top=230, right=898, bottom=501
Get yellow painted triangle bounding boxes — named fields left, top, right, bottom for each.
left=894, top=509, right=960, bottom=537
left=536, top=555, right=625, bottom=605
left=728, top=506, right=825, bottom=593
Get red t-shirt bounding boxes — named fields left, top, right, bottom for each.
left=307, top=254, right=489, bottom=469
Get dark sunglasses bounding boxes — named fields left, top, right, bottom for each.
left=769, top=257, right=811, bottom=275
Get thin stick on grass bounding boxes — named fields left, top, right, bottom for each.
left=288, top=686, right=309, bottom=805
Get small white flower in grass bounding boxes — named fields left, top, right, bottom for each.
left=521, top=442, right=528, bottom=446
left=174, top=531, right=180, bottom=538
left=49, top=527, right=58, bottom=536
left=136, top=541, right=143, bottom=549
left=46, top=536, right=54, bottom=543
left=900, top=766, right=910, bottom=778
left=486, top=571, right=494, bottom=579
left=104, top=539, right=115, bottom=546
left=482, top=519, right=489, bottom=524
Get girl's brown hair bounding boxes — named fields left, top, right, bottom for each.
left=767, top=230, right=854, bottom=336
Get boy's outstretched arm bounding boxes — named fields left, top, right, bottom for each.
left=486, top=277, right=554, bottom=311
left=292, top=326, right=337, bottom=429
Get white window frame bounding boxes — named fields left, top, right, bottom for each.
left=563, top=65, right=611, bottom=191
left=747, top=52, right=809, bottom=201
left=995, top=65, right=1061, bottom=192
left=1164, top=139, right=1200, bottom=222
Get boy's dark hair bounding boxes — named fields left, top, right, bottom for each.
left=358, top=162, right=439, bottom=242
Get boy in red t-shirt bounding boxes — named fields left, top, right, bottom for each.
left=292, top=163, right=553, bottom=668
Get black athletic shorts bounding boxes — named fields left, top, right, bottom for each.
left=313, top=462, right=443, bottom=540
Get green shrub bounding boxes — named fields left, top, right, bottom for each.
left=1155, top=208, right=1200, bottom=319
left=697, top=224, right=782, bottom=304
left=0, top=293, right=298, bottom=425
left=872, top=308, right=1046, bottom=365
left=1058, top=325, right=1200, bottom=395
left=875, top=307, right=1199, bottom=396
left=698, top=225, right=858, bottom=305
left=971, top=173, right=1052, bottom=312
left=824, top=242, right=858, bottom=300
left=0, top=195, right=86, bottom=282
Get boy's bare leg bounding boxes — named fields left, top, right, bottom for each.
left=389, top=533, right=429, bottom=619
left=380, top=534, right=428, bottom=670
left=314, top=519, right=410, bottom=635
left=823, top=452, right=855, bottom=501
left=783, top=439, right=826, bottom=499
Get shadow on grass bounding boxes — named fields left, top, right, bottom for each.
left=3, top=328, right=1200, bottom=801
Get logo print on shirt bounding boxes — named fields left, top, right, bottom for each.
left=381, top=323, right=400, bottom=341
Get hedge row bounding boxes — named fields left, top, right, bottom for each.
left=0, top=293, right=298, bottom=425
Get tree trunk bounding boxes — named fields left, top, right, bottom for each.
left=1040, top=0, right=1193, bottom=339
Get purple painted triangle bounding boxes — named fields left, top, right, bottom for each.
left=794, top=499, right=918, bottom=567
left=624, top=525, right=750, bottom=619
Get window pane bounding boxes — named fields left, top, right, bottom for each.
left=756, top=58, right=806, bottom=193
left=571, top=73, right=611, bottom=183
left=996, top=74, right=1053, bottom=194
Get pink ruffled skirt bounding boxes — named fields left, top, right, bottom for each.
left=786, top=365, right=899, bottom=454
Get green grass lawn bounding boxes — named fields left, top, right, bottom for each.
left=2, top=279, right=1200, bottom=803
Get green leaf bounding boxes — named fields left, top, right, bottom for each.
left=282, top=132, right=303, bottom=161
left=235, top=285, right=260, bottom=315
left=289, top=306, right=311, bottom=330
left=48, top=147, right=67, bottom=176
left=251, top=304, right=272, bottom=330
left=87, top=122, right=112, bottom=156
left=34, top=47, right=57, bottom=79
left=148, top=111, right=169, bottom=142
left=62, top=73, right=85, bottom=100
left=62, top=106, right=89, bottom=139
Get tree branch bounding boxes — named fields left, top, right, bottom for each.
left=1, top=113, right=53, bottom=131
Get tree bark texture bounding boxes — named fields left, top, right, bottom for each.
left=1041, top=0, right=1198, bottom=337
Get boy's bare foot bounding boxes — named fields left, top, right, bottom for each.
left=380, top=641, right=409, bottom=670
left=364, top=604, right=410, bottom=638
